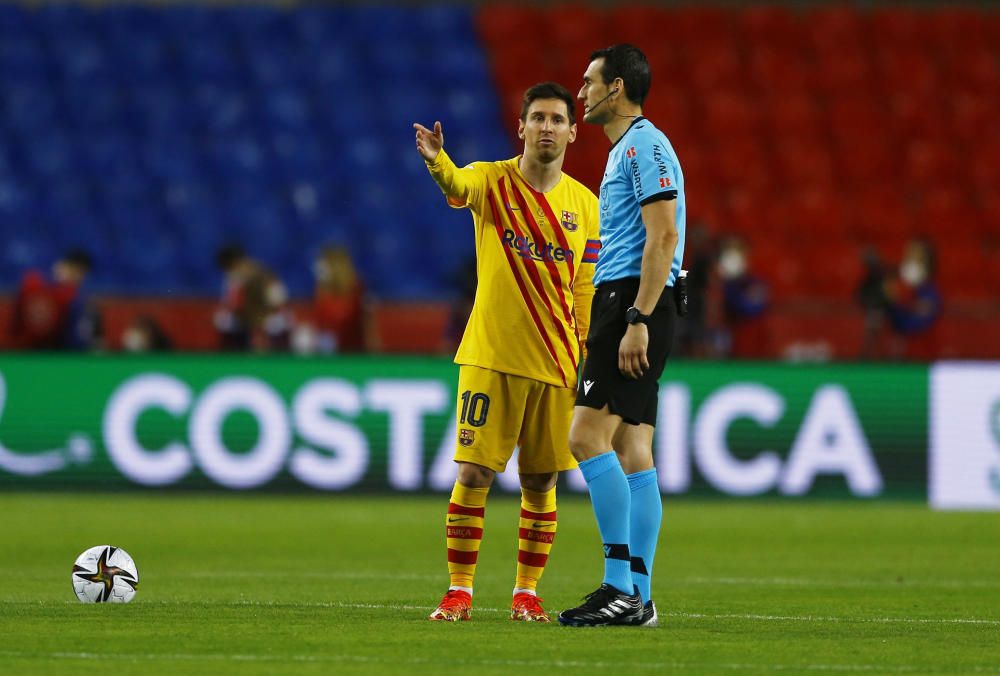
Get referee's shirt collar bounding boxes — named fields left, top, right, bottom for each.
left=609, top=116, right=646, bottom=151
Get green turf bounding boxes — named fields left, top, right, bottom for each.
left=1, top=493, right=998, bottom=674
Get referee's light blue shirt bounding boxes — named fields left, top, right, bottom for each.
left=593, top=116, right=686, bottom=288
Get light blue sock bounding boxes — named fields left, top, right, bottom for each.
left=627, top=468, right=662, bottom=604
left=578, top=451, right=632, bottom=595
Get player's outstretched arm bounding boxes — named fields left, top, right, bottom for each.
left=413, top=121, right=444, bottom=162
left=415, top=121, right=486, bottom=209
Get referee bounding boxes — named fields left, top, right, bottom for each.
left=559, top=44, right=686, bottom=628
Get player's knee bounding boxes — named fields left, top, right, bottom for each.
left=568, top=429, right=603, bottom=462
left=519, top=472, right=556, bottom=493
left=456, top=462, right=495, bottom=488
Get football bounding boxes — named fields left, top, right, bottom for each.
left=71, top=545, right=140, bottom=603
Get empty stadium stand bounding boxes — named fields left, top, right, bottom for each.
left=0, top=3, right=997, bottom=357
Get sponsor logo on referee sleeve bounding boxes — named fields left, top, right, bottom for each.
left=584, top=380, right=595, bottom=395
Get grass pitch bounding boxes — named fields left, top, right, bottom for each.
left=1, top=493, right=998, bottom=674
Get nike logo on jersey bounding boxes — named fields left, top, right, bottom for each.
left=584, top=380, right=595, bottom=395
left=447, top=516, right=469, bottom=523
left=532, top=522, right=553, bottom=529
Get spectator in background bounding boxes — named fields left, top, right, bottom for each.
left=673, top=222, right=714, bottom=358
left=121, top=315, right=173, bottom=352
left=214, top=244, right=292, bottom=352
left=9, top=249, right=101, bottom=350
left=855, top=246, right=888, bottom=359
left=883, top=237, right=941, bottom=360
left=718, top=236, right=769, bottom=359
left=442, top=256, right=477, bottom=353
left=310, top=245, right=370, bottom=353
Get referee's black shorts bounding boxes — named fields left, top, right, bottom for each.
left=576, top=277, right=676, bottom=426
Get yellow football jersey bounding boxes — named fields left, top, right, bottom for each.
left=426, top=149, right=600, bottom=388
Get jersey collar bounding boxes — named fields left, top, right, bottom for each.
left=609, top=116, right=646, bottom=151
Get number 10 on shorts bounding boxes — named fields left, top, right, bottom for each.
left=460, top=390, right=490, bottom=427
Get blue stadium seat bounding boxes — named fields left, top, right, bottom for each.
left=62, top=83, right=122, bottom=131
left=0, top=35, right=48, bottom=83
left=78, top=132, right=140, bottom=176
left=21, top=133, right=78, bottom=180
left=260, top=87, right=313, bottom=131
left=1, top=84, right=60, bottom=132
left=0, top=4, right=509, bottom=298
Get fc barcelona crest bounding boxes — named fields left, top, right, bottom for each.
left=561, top=210, right=579, bottom=231
left=459, top=429, right=475, bottom=447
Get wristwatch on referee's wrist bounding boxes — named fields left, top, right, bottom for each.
left=625, top=306, right=651, bottom=326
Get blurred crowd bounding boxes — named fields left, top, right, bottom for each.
left=7, top=243, right=374, bottom=355
left=5, top=231, right=942, bottom=361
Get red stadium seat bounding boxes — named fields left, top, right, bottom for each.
left=938, top=315, right=1000, bottom=359
left=814, top=48, right=875, bottom=95
left=669, top=6, right=735, bottom=43
left=889, top=92, right=941, bottom=142
left=870, top=7, right=931, bottom=46
left=687, top=42, right=745, bottom=92
left=752, top=240, right=806, bottom=301
left=903, top=138, right=959, bottom=189
left=774, top=137, right=836, bottom=188
left=806, top=5, right=866, bottom=50
left=850, top=187, right=912, bottom=243
left=703, top=91, right=759, bottom=136
left=738, top=5, right=804, bottom=50
left=748, top=46, right=812, bottom=94
left=877, top=47, right=941, bottom=99
left=763, top=94, right=825, bottom=139
left=475, top=5, right=542, bottom=46
left=797, top=242, right=864, bottom=301
left=788, top=184, right=848, bottom=236
left=936, top=241, right=991, bottom=300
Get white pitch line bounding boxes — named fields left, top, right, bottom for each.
left=178, top=571, right=1000, bottom=590
left=200, top=600, right=1000, bottom=627
left=4, top=599, right=997, bottom=628
left=0, top=650, right=995, bottom=673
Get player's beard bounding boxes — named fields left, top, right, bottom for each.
left=535, top=141, right=563, bottom=165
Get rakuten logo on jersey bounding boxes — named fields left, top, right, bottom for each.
left=501, top=229, right=574, bottom=263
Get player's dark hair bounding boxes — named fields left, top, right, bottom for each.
left=590, top=44, right=651, bottom=107
left=520, top=82, right=576, bottom=125
left=61, top=248, right=92, bottom=271
left=215, top=244, right=247, bottom=271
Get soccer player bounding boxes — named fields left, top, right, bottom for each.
left=414, top=82, right=600, bottom=623
left=557, top=45, right=686, bottom=627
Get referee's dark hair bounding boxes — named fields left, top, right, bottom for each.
left=520, top=81, right=577, bottom=125
left=590, top=44, right=651, bottom=107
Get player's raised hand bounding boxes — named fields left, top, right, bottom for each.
left=413, top=121, right=444, bottom=161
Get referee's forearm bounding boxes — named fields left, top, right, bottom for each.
left=633, top=232, right=677, bottom=315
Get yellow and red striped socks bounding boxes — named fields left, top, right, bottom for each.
left=514, top=485, right=557, bottom=593
left=445, top=481, right=489, bottom=592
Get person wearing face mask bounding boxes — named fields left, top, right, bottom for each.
left=883, top=238, right=941, bottom=360
left=121, top=315, right=173, bottom=353
left=718, top=236, right=769, bottom=359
